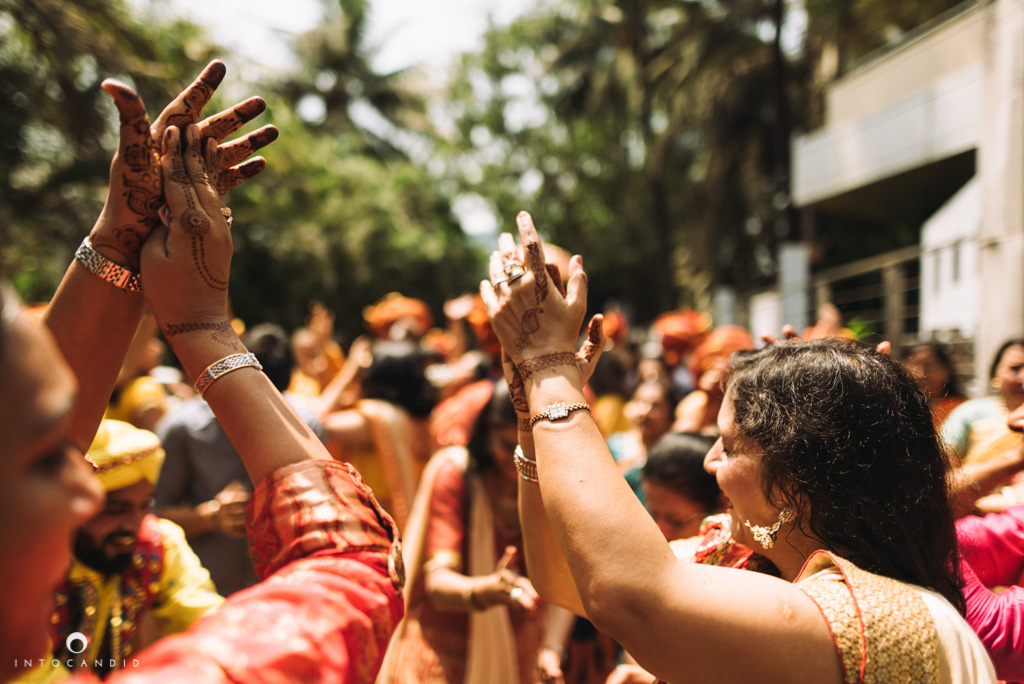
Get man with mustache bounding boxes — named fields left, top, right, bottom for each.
left=17, top=420, right=222, bottom=682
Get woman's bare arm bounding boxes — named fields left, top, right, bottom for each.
left=481, top=213, right=840, bottom=684
left=44, top=61, right=275, bottom=450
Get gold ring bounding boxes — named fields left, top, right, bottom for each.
left=504, top=260, right=526, bottom=282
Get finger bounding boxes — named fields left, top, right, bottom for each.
left=498, top=231, right=517, bottom=262
left=578, top=314, right=606, bottom=370
left=156, top=60, right=226, bottom=134
left=517, top=212, right=556, bottom=304
left=480, top=280, right=500, bottom=315
left=217, top=157, right=267, bottom=195
left=517, top=211, right=545, bottom=275
left=495, top=545, right=518, bottom=573
left=488, top=249, right=506, bottom=285
left=564, top=254, right=588, bottom=308
left=184, top=125, right=228, bottom=219
left=197, top=96, right=268, bottom=143
left=101, top=79, right=149, bottom=132
left=215, top=123, right=278, bottom=173
left=546, top=263, right=566, bottom=297
left=875, top=340, right=892, bottom=356
left=760, top=332, right=777, bottom=347
left=518, top=579, right=539, bottom=602
left=781, top=324, right=799, bottom=341
left=101, top=80, right=156, bottom=188
left=158, top=204, right=172, bottom=228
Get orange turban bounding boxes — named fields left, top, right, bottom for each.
left=689, top=325, right=754, bottom=384
left=363, top=293, right=434, bottom=339
left=652, top=310, right=713, bottom=367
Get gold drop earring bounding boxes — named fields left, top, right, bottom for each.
left=744, top=506, right=793, bottom=550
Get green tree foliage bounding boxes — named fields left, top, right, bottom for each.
left=0, top=0, right=482, bottom=341
left=437, top=0, right=793, bottom=324
left=226, top=0, right=482, bottom=339
left=1, top=0, right=974, bottom=337
left=227, top=104, right=481, bottom=341
left=0, top=0, right=216, bottom=300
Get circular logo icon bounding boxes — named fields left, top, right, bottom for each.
left=65, top=632, right=88, bottom=655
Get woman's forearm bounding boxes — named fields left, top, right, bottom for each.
left=518, top=430, right=587, bottom=615
left=526, top=372, right=674, bottom=625
left=44, top=261, right=145, bottom=450
left=168, top=330, right=324, bottom=484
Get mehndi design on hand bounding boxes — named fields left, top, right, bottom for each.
left=162, top=320, right=238, bottom=348
left=519, top=352, right=578, bottom=381
left=163, top=130, right=228, bottom=291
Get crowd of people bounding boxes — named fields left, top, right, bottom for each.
left=6, top=58, right=1024, bottom=684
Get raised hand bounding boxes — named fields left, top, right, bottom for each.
left=91, top=61, right=277, bottom=269
left=480, top=212, right=590, bottom=375
left=141, top=125, right=236, bottom=343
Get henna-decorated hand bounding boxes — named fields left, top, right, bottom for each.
left=501, top=315, right=605, bottom=426
left=141, top=126, right=235, bottom=345
left=91, top=60, right=278, bottom=269
left=480, top=212, right=590, bottom=371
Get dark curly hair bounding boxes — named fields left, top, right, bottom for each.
left=728, top=338, right=964, bottom=612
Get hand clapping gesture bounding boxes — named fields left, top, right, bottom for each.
left=482, top=213, right=604, bottom=410
left=93, top=60, right=277, bottom=269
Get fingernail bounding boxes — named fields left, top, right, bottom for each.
left=517, top=211, right=530, bottom=223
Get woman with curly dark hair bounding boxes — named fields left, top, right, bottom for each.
left=482, top=213, right=996, bottom=683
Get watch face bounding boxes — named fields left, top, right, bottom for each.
left=548, top=403, right=569, bottom=420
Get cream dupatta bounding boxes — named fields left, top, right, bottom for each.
left=377, top=446, right=520, bottom=684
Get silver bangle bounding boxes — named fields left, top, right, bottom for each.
left=514, top=445, right=538, bottom=482
left=74, top=237, right=142, bottom=292
left=193, top=352, right=263, bottom=398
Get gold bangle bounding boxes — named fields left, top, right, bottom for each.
left=74, top=237, right=142, bottom=292
left=528, top=402, right=591, bottom=429
left=514, top=445, right=538, bottom=482
left=423, top=551, right=462, bottom=574
left=193, top=352, right=263, bottom=398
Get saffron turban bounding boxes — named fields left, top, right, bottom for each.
left=88, top=419, right=165, bottom=492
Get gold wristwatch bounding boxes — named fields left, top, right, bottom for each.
left=528, top=402, right=591, bottom=429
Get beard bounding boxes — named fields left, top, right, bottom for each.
left=73, top=531, right=135, bottom=574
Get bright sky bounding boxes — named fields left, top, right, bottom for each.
left=131, top=0, right=532, bottom=76
left=125, top=0, right=533, bottom=236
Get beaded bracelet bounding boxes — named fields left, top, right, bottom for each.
left=194, top=352, right=263, bottom=398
